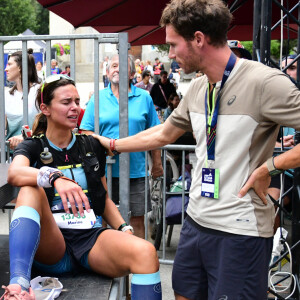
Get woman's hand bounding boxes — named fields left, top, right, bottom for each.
left=54, top=178, right=90, bottom=217
left=8, top=134, right=23, bottom=150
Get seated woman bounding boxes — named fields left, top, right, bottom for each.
left=1, top=75, right=161, bottom=300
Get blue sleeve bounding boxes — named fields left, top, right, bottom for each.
left=146, top=94, right=161, bottom=129
left=80, top=95, right=96, bottom=131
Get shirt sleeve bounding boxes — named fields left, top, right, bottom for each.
left=13, top=138, right=41, bottom=166
left=90, top=136, right=106, bottom=178
left=80, top=95, right=96, bottom=131
left=260, top=71, right=300, bottom=130
left=168, top=79, right=201, bottom=132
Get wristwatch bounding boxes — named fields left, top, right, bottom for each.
left=266, top=157, right=283, bottom=177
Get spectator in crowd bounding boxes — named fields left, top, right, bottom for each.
left=5, top=49, right=40, bottom=150
left=227, top=40, right=252, bottom=60
left=153, top=58, right=164, bottom=83
left=145, top=60, right=154, bottom=77
left=80, top=54, right=163, bottom=239
left=61, top=65, right=71, bottom=77
left=135, top=70, right=153, bottom=93
left=61, top=64, right=70, bottom=77
left=50, top=59, right=60, bottom=75
left=102, top=56, right=109, bottom=88
left=163, top=92, right=180, bottom=121
left=150, top=70, right=176, bottom=109
left=281, top=54, right=298, bottom=83
left=135, top=73, right=142, bottom=84
left=169, top=60, right=181, bottom=86
left=135, top=59, right=142, bottom=74
left=1, top=74, right=161, bottom=300
left=35, top=61, right=45, bottom=83
left=93, top=0, right=300, bottom=298
left=140, top=61, right=145, bottom=73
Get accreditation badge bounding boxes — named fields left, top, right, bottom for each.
left=201, top=168, right=220, bottom=199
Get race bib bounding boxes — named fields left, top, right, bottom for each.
left=53, top=209, right=97, bottom=229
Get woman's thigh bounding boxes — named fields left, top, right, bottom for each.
left=87, top=229, right=159, bottom=278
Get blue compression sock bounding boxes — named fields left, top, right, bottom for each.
left=9, top=206, right=40, bottom=291
left=131, top=271, right=162, bottom=300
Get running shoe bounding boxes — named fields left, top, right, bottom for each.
left=0, top=284, right=35, bottom=300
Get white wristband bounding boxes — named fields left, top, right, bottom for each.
left=37, top=166, right=60, bottom=188
left=121, top=225, right=134, bottom=234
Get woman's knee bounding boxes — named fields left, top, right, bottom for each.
left=16, top=186, right=48, bottom=213
left=132, top=240, right=159, bottom=273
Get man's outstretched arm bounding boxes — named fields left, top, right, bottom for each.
left=93, top=120, right=186, bottom=155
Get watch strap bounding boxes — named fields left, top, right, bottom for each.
left=266, top=157, right=283, bottom=177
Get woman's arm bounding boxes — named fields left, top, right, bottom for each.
left=8, top=155, right=38, bottom=186
left=8, top=154, right=91, bottom=217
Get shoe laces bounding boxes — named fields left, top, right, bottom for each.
left=0, top=286, right=22, bottom=300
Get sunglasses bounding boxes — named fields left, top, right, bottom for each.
left=41, top=74, right=74, bottom=104
left=227, top=40, right=244, bottom=49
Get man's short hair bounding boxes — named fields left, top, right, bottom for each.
left=160, top=70, right=168, bottom=76
left=160, top=0, right=232, bottom=47
left=142, top=70, right=151, bottom=79
left=155, top=57, right=159, bottom=61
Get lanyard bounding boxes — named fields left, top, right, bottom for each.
left=205, top=52, right=236, bottom=162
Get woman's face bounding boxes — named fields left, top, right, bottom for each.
left=136, top=74, right=142, bottom=83
left=171, top=96, right=180, bottom=109
left=5, top=57, right=21, bottom=82
left=42, top=84, right=81, bottom=129
left=36, top=62, right=42, bottom=71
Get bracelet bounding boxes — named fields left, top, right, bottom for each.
left=110, top=139, right=120, bottom=155
left=121, top=225, right=134, bottom=233
left=118, top=223, right=128, bottom=231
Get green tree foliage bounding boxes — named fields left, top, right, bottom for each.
left=241, top=40, right=297, bottom=60
left=154, top=40, right=297, bottom=61
left=0, top=0, right=49, bottom=36
left=154, top=44, right=170, bottom=56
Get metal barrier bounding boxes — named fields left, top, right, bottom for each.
left=0, top=32, right=130, bottom=300
left=145, top=144, right=196, bottom=264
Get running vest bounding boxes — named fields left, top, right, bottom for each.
left=34, top=134, right=106, bottom=216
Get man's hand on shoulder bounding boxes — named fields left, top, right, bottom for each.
left=238, top=163, right=271, bottom=205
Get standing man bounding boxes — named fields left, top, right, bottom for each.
left=153, top=57, right=164, bottom=83
left=150, top=70, right=176, bottom=109
left=169, top=59, right=181, bottom=86
left=102, top=56, right=109, bottom=88
left=135, top=70, right=153, bottom=93
left=94, top=0, right=300, bottom=299
left=80, top=54, right=163, bottom=239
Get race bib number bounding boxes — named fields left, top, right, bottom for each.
left=53, top=209, right=97, bottom=229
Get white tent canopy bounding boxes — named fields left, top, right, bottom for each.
left=4, top=29, right=46, bottom=54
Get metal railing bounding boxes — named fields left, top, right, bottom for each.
left=0, top=32, right=130, bottom=300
